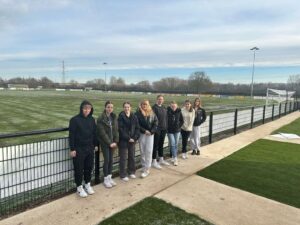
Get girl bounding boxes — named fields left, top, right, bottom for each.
left=97, top=101, right=119, bottom=188
left=135, top=100, right=158, bottom=178
left=181, top=100, right=195, bottom=159
left=69, top=100, right=97, bottom=197
left=118, top=102, right=140, bottom=181
left=167, top=101, right=183, bottom=166
left=191, top=98, right=207, bottom=155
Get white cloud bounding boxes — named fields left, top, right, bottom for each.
left=0, top=0, right=300, bottom=80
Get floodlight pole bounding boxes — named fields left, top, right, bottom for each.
left=250, top=47, right=259, bottom=99
left=103, top=62, right=107, bottom=92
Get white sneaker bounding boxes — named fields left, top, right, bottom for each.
left=108, top=175, right=117, bottom=186
left=171, top=157, right=175, bottom=162
left=129, top=174, right=136, bottom=179
left=159, top=157, right=170, bottom=166
left=152, top=160, right=162, bottom=169
left=84, top=183, right=95, bottom=195
left=122, top=177, right=129, bottom=182
left=103, top=176, right=112, bottom=188
left=77, top=185, right=88, bottom=198
left=182, top=153, right=187, bottom=159
left=174, top=158, right=178, bottom=166
left=141, top=170, right=150, bottom=178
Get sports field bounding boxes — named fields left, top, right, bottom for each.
left=0, top=90, right=265, bottom=134
left=0, top=90, right=266, bottom=146
left=197, top=139, right=300, bottom=208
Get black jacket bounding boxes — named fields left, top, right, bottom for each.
left=118, top=111, right=140, bottom=143
left=152, top=104, right=168, bottom=131
left=69, top=100, right=97, bottom=151
left=135, top=109, right=158, bottom=134
left=167, top=107, right=184, bottom=133
left=193, top=107, right=207, bottom=126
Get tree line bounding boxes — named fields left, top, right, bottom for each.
left=1, top=72, right=299, bottom=96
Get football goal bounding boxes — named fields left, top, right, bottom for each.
left=266, top=88, right=295, bottom=105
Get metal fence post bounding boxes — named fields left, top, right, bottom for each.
left=209, top=112, right=213, bottom=144
left=94, top=146, right=100, bottom=184
left=271, top=104, right=274, bottom=121
left=279, top=103, right=281, bottom=118
left=262, top=105, right=266, bottom=124
left=250, top=106, right=254, bottom=128
left=285, top=102, right=287, bottom=115
left=289, top=102, right=292, bottom=113
left=234, top=108, right=238, bottom=134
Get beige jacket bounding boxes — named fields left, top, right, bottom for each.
left=181, top=107, right=195, bottom=131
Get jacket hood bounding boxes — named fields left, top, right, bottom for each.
left=80, top=100, right=94, bottom=117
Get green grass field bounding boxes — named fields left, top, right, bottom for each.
left=0, top=90, right=265, bottom=134
left=197, top=139, right=300, bottom=208
left=99, top=197, right=213, bottom=225
left=0, top=90, right=265, bottom=146
left=272, top=117, right=300, bottom=135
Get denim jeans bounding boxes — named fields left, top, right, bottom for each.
left=167, top=132, right=180, bottom=158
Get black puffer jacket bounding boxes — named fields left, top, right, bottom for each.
left=193, top=107, right=207, bottom=126
left=167, top=107, right=183, bottom=133
left=118, top=111, right=140, bottom=142
left=152, top=104, right=168, bottom=131
left=135, top=109, right=158, bottom=134
left=69, top=100, right=97, bottom=150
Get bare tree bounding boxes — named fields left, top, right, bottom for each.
left=288, top=74, right=300, bottom=91
left=188, top=71, right=212, bottom=94
left=136, top=80, right=152, bottom=91
left=86, top=78, right=105, bottom=89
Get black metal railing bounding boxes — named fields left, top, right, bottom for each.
left=0, top=101, right=299, bottom=218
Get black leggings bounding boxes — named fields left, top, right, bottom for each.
left=153, top=130, right=167, bottom=159
left=73, top=148, right=94, bottom=187
left=181, top=129, right=191, bottom=153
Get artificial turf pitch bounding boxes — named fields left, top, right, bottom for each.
left=99, top=197, right=213, bottom=225
left=198, top=139, right=300, bottom=208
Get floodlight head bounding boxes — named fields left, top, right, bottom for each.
left=250, top=47, right=259, bottom=51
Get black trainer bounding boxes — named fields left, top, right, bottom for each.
left=196, top=150, right=200, bottom=155
left=191, top=150, right=196, bottom=155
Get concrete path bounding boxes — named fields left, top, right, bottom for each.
left=1, top=111, right=299, bottom=225
left=156, top=175, right=300, bottom=225
left=263, top=135, right=300, bottom=145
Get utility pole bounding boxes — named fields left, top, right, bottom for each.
left=250, top=47, right=259, bottom=98
left=103, top=62, right=107, bottom=92
left=62, top=60, right=66, bottom=84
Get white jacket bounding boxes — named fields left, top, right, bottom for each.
left=181, top=107, right=195, bottom=131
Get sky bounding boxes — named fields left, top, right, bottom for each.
left=0, top=0, right=300, bottom=84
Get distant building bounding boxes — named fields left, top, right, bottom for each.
left=7, top=84, right=29, bottom=90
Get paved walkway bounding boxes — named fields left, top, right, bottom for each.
left=1, top=112, right=300, bottom=225
left=263, top=135, right=300, bottom=145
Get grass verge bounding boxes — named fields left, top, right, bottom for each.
left=99, top=197, right=213, bottom=225
left=272, top=117, right=300, bottom=135
left=197, top=139, right=300, bottom=208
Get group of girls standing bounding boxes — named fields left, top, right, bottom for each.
left=69, top=95, right=206, bottom=197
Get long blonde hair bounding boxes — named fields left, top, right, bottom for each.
left=139, top=99, right=153, bottom=117
left=193, top=97, right=202, bottom=109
